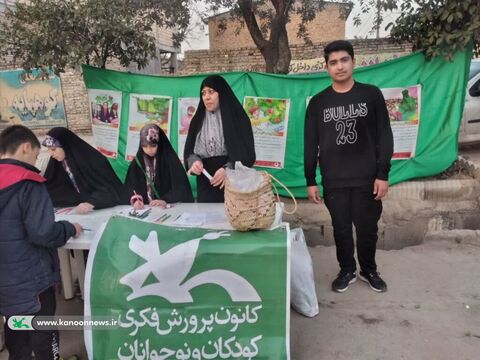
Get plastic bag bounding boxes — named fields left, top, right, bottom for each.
left=225, top=161, right=263, bottom=192
left=290, top=228, right=319, bottom=317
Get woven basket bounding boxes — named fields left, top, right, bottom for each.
left=224, top=171, right=296, bottom=231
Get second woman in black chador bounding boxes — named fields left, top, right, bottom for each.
left=184, top=75, right=255, bottom=203
left=124, top=123, right=193, bottom=208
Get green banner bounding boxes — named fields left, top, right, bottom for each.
left=85, top=216, right=290, bottom=359
left=82, top=48, right=471, bottom=197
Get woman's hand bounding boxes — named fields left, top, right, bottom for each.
left=75, top=202, right=94, bottom=214
left=150, top=199, right=167, bottom=208
left=188, top=160, right=203, bottom=175
left=211, top=167, right=226, bottom=189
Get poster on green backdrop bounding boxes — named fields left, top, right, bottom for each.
left=82, top=47, right=471, bottom=197
left=84, top=216, right=290, bottom=359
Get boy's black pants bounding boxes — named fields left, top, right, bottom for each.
left=323, top=184, right=383, bottom=274
left=4, top=286, right=60, bottom=360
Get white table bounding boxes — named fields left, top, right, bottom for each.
left=57, top=203, right=283, bottom=299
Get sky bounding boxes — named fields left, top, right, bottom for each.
left=180, top=1, right=401, bottom=53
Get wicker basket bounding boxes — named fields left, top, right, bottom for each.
left=224, top=171, right=296, bottom=231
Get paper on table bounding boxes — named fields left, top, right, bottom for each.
left=172, top=211, right=227, bottom=226
left=173, top=212, right=206, bottom=226
left=204, top=210, right=227, bottom=224
left=55, top=207, right=74, bottom=215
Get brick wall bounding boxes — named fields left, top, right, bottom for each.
left=179, top=38, right=412, bottom=74
left=209, top=2, right=347, bottom=51
left=59, top=68, right=91, bottom=134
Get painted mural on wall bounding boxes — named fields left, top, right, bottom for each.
left=0, top=69, right=67, bottom=129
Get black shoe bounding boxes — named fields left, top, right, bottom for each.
left=332, top=271, right=357, bottom=293
left=359, top=271, right=387, bottom=292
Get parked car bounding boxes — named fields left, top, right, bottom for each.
left=459, top=59, right=480, bottom=144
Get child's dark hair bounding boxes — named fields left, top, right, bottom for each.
left=324, top=40, right=354, bottom=63
left=0, top=125, right=40, bottom=155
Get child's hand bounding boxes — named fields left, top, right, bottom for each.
left=72, top=223, right=83, bottom=238
left=133, top=199, right=144, bottom=210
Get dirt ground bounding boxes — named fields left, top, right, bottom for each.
left=2, top=238, right=479, bottom=360
left=291, top=239, right=480, bottom=360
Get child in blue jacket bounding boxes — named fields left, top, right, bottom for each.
left=0, top=125, right=82, bottom=360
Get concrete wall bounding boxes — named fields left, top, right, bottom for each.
left=208, top=2, right=348, bottom=51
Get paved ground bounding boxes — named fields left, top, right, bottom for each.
left=460, top=143, right=480, bottom=163
left=1, top=237, right=479, bottom=360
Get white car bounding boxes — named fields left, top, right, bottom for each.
left=459, top=59, right=480, bottom=144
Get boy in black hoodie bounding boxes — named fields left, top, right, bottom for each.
left=304, top=40, right=393, bottom=293
left=0, top=125, right=82, bottom=359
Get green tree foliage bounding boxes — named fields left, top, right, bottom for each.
left=0, top=0, right=190, bottom=73
left=357, top=0, right=480, bottom=59
left=201, top=0, right=353, bottom=74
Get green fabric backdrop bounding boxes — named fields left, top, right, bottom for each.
left=82, top=48, right=471, bottom=198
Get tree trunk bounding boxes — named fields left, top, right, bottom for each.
left=238, top=0, right=292, bottom=74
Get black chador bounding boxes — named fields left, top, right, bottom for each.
left=184, top=75, right=255, bottom=202
left=124, top=124, right=193, bottom=204
left=43, top=127, right=124, bottom=208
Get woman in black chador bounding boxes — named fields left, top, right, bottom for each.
left=42, top=127, right=124, bottom=213
left=124, top=123, right=193, bottom=209
left=184, top=75, right=255, bottom=202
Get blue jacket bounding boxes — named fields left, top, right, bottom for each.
left=0, top=159, right=76, bottom=316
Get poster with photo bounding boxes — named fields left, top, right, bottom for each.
left=125, top=94, right=172, bottom=161
left=177, top=98, right=199, bottom=161
left=88, top=89, right=122, bottom=158
left=243, top=96, right=290, bottom=168
left=381, top=85, right=421, bottom=159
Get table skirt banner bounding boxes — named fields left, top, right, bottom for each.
left=84, top=216, right=291, bottom=359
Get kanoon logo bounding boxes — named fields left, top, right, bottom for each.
left=8, top=316, right=34, bottom=330
left=120, top=231, right=261, bottom=303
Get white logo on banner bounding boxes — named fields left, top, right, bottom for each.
left=120, top=231, right=261, bottom=303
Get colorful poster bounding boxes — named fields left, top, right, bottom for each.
left=244, top=96, right=290, bottom=168
left=85, top=217, right=290, bottom=359
left=0, top=68, right=66, bottom=129
left=177, top=98, right=199, bottom=161
left=88, top=89, right=122, bottom=158
left=126, top=94, right=172, bottom=161
left=381, top=85, right=421, bottom=159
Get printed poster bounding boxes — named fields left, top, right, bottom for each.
left=85, top=217, right=290, bottom=359
left=126, top=94, right=172, bottom=161
left=88, top=89, right=122, bottom=158
left=0, top=68, right=66, bottom=129
left=177, top=98, right=199, bottom=161
left=243, top=96, right=290, bottom=168
left=381, top=85, right=421, bottom=159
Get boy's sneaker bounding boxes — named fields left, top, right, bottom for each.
left=332, top=271, right=357, bottom=292
left=359, top=271, right=387, bottom=292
